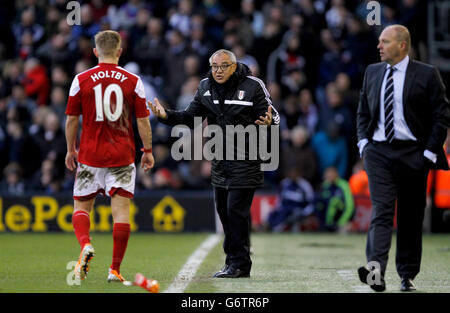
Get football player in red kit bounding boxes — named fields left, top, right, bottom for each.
left=65, top=30, right=154, bottom=282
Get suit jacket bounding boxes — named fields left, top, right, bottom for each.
left=357, top=59, right=450, bottom=170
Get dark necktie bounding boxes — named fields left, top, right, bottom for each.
left=384, top=67, right=396, bottom=143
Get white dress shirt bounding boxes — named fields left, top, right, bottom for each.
left=373, top=55, right=416, bottom=142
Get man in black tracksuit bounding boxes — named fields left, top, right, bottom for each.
left=148, top=49, right=280, bottom=278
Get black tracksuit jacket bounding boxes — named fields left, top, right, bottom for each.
left=158, top=63, right=280, bottom=189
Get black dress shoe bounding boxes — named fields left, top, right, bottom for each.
left=213, top=266, right=250, bottom=278
left=357, top=266, right=386, bottom=292
left=212, top=264, right=230, bottom=278
left=400, top=277, right=416, bottom=291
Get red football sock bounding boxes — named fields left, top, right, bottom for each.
left=72, top=210, right=91, bottom=249
left=111, top=223, right=130, bottom=273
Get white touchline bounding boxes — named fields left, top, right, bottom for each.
left=164, top=234, right=221, bottom=293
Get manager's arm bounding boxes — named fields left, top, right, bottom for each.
left=356, top=68, right=371, bottom=157
left=149, top=90, right=206, bottom=128
left=426, top=66, right=450, bottom=154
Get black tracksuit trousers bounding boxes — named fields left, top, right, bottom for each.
left=214, top=186, right=256, bottom=272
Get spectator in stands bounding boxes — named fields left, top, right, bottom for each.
left=223, top=14, right=254, bottom=52
left=133, top=17, right=167, bottom=79
left=152, top=167, right=183, bottom=190
left=75, top=34, right=97, bottom=65
left=7, top=84, right=36, bottom=114
left=319, top=82, right=354, bottom=138
left=168, top=0, right=195, bottom=37
left=36, top=32, right=72, bottom=71
left=136, top=165, right=153, bottom=192
left=6, top=103, right=40, bottom=179
left=232, top=42, right=259, bottom=78
left=334, top=72, right=359, bottom=113
left=279, top=94, right=301, bottom=143
left=298, top=88, right=318, bottom=137
left=49, top=86, right=67, bottom=128
left=250, top=21, right=284, bottom=79
left=281, top=125, right=318, bottom=188
left=12, top=8, right=45, bottom=56
left=241, top=0, right=264, bottom=38
left=123, top=62, right=159, bottom=102
left=28, top=157, right=62, bottom=194
left=178, top=159, right=211, bottom=190
left=184, top=54, right=202, bottom=78
left=107, top=0, right=145, bottom=31
left=6, top=113, right=29, bottom=169
left=267, top=32, right=307, bottom=96
left=89, top=0, right=110, bottom=24
left=342, top=15, right=378, bottom=83
left=30, top=110, right=66, bottom=178
left=311, top=121, right=348, bottom=178
left=265, top=82, right=282, bottom=116
left=163, top=29, right=190, bottom=104
left=176, top=76, right=200, bottom=111
left=315, top=166, right=354, bottom=232
left=325, top=0, right=348, bottom=40
left=2, top=59, right=23, bottom=98
left=267, top=165, right=315, bottom=232
left=21, top=58, right=50, bottom=106
left=317, top=28, right=343, bottom=87
left=74, top=59, right=93, bottom=75
left=127, top=8, right=150, bottom=51
left=349, top=160, right=370, bottom=198
left=0, top=162, right=26, bottom=195
left=188, top=14, right=215, bottom=67
left=0, top=99, right=7, bottom=172
left=15, top=0, right=47, bottom=26
left=71, top=4, right=100, bottom=41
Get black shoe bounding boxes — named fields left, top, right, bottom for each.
left=400, top=277, right=416, bottom=291
left=357, top=266, right=386, bottom=292
left=213, top=266, right=250, bottom=278
left=212, top=264, right=230, bottom=278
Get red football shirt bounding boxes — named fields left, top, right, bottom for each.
left=66, top=63, right=150, bottom=167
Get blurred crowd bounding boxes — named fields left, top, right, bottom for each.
left=0, top=0, right=428, bottom=219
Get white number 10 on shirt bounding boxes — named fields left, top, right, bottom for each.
left=93, top=83, right=123, bottom=122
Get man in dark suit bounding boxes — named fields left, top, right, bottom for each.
left=356, top=25, right=450, bottom=292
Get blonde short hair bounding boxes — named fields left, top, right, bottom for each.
left=94, top=30, right=121, bottom=57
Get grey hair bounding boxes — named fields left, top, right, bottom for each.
left=209, top=49, right=237, bottom=65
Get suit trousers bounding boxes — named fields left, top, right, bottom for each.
left=363, top=140, right=429, bottom=279
left=214, top=186, right=255, bottom=272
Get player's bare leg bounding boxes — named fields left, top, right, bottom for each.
left=73, top=198, right=95, bottom=280
left=108, top=193, right=131, bottom=282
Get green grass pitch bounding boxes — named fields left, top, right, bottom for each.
left=0, top=232, right=449, bottom=293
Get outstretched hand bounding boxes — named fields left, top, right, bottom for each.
left=148, top=98, right=168, bottom=120
left=255, top=106, right=272, bottom=126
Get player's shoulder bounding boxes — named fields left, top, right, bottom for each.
left=69, top=66, right=101, bottom=96
left=74, top=65, right=101, bottom=82
left=116, top=66, right=142, bottom=81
